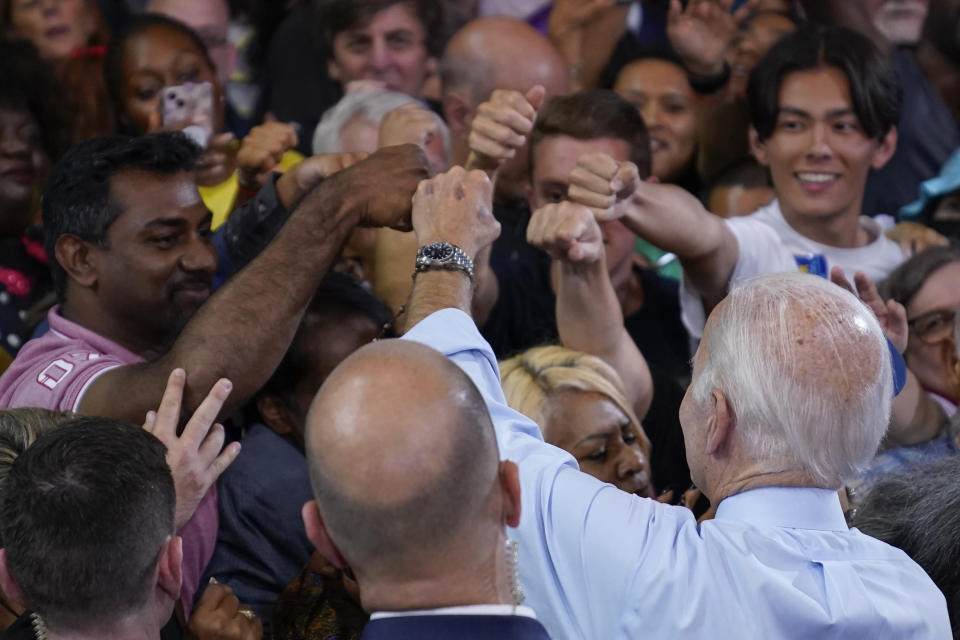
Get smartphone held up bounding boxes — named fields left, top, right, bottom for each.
left=161, top=81, right=215, bottom=148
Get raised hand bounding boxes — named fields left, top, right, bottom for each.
left=829, top=267, right=908, bottom=354
left=321, top=144, right=430, bottom=231
left=235, top=122, right=299, bottom=190
left=276, top=152, right=369, bottom=210
left=412, top=166, right=500, bottom=259
left=142, top=369, right=241, bottom=531
left=467, top=86, right=546, bottom=176
left=667, top=0, right=756, bottom=77
left=567, top=152, right=641, bottom=221
left=185, top=582, right=262, bottom=640
left=527, top=201, right=605, bottom=264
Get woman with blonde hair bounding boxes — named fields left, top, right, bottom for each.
left=500, top=345, right=656, bottom=498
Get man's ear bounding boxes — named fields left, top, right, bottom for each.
left=156, top=536, right=183, bottom=601
left=0, top=549, right=28, bottom=609
left=871, top=126, right=898, bottom=171
left=55, top=235, right=99, bottom=289
left=499, top=460, right=522, bottom=528
left=704, top=389, right=734, bottom=456
left=327, top=58, right=341, bottom=83
left=748, top=126, right=769, bottom=167
left=442, top=90, right=474, bottom=138
left=302, top=500, right=349, bottom=569
left=256, top=395, right=295, bottom=436
left=424, top=56, right=438, bottom=77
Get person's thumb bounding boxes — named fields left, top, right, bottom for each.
left=525, top=85, right=547, bottom=112
left=263, top=111, right=278, bottom=123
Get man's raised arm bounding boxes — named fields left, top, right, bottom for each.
left=79, top=145, right=429, bottom=423
left=527, top=195, right=653, bottom=418
left=567, top=152, right=741, bottom=314
left=400, top=167, right=674, bottom=640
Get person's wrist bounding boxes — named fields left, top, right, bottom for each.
left=686, top=61, right=731, bottom=95
left=236, top=165, right=264, bottom=191
left=558, top=248, right=605, bottom=275
left=416, top=235, right=480, bottom=260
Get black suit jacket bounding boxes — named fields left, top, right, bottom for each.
left=360, top=614, right=552, bottom=640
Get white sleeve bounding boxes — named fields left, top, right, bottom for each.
left=680, top=217, right=796, bottom=339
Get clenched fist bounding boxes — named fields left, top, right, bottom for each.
left=567, top=152, right=641, bottom=221
left=236, top=122, right=299, bottom=190
left=412, top=166, right=500, bottom=258
left=527, top=201, right=605, bottom=264
left=321, top=144, right=430, bottom=231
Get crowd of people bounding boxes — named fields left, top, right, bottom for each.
left=0, top=0, right=958, bottom=638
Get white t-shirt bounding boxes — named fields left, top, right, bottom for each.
left=680, top=200, right=906, bottom=338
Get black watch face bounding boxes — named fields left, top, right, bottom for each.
left=424, top=243, right=455, bottom=260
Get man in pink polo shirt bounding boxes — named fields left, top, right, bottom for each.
left=0, top=132, right=427, bottom=615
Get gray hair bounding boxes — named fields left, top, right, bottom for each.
left=691, top=272, right=892, bottom=487
left=879, top=245, right=960, bottom=307
left=851, top=457, right=960, bottom=634
left=311, top=90, right=451, bottom=157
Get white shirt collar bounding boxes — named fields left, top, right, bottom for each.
left=714, top=486, right=848, bottom=532
left=370, top=604, right=537, bottom=621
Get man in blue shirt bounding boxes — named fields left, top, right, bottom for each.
left=393, top=166, right=951, bottom=639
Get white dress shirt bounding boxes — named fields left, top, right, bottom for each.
left=403, top=309, right=951, bottom=640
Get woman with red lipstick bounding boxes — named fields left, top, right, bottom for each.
left=500, top=346, right=659, bottom=499
left=1, top=0, right=100, bottom=60
left=1, top=0, right=114, bottom=140
left=0, top=39, right=66, bottom=367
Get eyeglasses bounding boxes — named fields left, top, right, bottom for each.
left=908, top=309, right=956, bottom=345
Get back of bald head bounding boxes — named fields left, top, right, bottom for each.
left=440, top=16, right=569, bottom=104
left=305, top=339, right=501, bottom=580
left=691, top=272, right=892, bottom=487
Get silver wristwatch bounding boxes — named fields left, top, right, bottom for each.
left=414, top=241, right=474, bottom=280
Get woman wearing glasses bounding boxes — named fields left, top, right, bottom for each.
left=881, top=246, right=960, bottom=420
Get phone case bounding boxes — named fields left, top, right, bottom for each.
left=161, top=82, right=214, bottom=147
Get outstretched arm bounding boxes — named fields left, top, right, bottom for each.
left=78, top=146, right=429, bottom=423
left=401, top=167, right=683, bottom=640
left=463, top=86, right=547, bottom=327
left=567, top=152, right=740, bottom=313
left=528, top=195, right=653, bottom=418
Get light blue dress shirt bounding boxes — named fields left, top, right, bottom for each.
left=404, top=309, right=951, bottom=640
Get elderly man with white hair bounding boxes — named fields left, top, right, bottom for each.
left=396, top=169, right=952, bottom=640
left=312, top=89, right=450, bottom=174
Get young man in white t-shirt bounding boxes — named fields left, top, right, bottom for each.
left=568, top=23, right=905, bottom=338
left=565, top=24, right=948, bottom=445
